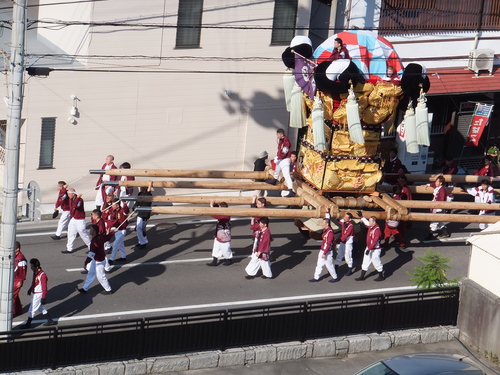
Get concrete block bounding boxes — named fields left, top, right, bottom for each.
left=312, top=338, right=336, bottom=357
left=243, top=347, right=255, bottom=364
left=445, top=326, right=460, bottom=341
left=334, top=339, right=349, bottom=356
left=53, top=368, right=76, bottom=375
left=254, top=346, right=277, bottom=363
left=304, top=342, right=314, bottom=358
left=144, top=359, right=155, bottom=374
left=187, top=352, right=219, bottom=370
left=124, top=361, right=147, bottom=375
left=151, top=356, right=189, bottom=373
left=74, top=365, right=98, bottom=375
left=219, top=348, right=245, bottom=367
left=97, top=363, right=125, bottom=375
left=420, top=328, right=449, bottom=344
left=392, top=330, right=421, bottom=347
left=276, top=342, right=307, bottom=361
left=347, top=335, right=371, bottom=353
left=368, top=334, right=392, bottom=351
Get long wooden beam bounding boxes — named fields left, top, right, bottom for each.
left=105, top=180, right=285, bottom=190
left=380, top=193, right=409, bottom=215
left=377, top=184, right=500, bottom=195
left=142, top=206, right=500, bottom=224
left=91, top=168, right=270, bottom=180
left=397, top=200, right=500, bottom=211
left=128, top=195, right=303, bottom=206
left=385, top=173, right=500, bottom=184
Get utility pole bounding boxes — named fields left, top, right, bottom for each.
left=0, top=0, right=27, bottom=332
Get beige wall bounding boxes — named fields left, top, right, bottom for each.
left=0, top=0, right=302, bottom=206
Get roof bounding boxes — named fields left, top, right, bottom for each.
left=427, top=66, right=500, bottom=96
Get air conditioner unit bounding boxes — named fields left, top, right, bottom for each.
left=468, top=49, right=494, bottom=76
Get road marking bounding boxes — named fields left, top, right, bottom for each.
left=65, top=255, right=251, bottom=272
left=13, top=285, right=418, bottom=326
left=16, top=224, right=158, bottom=238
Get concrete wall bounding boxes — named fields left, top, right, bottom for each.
left=458, top=278, right=500, bottom=363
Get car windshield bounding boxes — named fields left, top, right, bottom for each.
left=355, top=361, right=398, bottom=375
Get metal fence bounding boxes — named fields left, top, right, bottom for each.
left=0, top=287, right=459, bottom=372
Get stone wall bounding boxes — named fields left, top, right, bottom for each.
left=458, top=278, right=500, bottom=364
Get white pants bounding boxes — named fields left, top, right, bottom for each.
left=314, top=251, right=337, bottom=280
left=212, top=239, right=233, bottom=259
left=83, top=259, right=111, bottom=292
left=245, top=253, right=272, bottom=278
left=136, top=216, right=149, bottom=245
left=110, top=229, right=127, bottom=260
left=361, top=248, right=383, bottom=272
left=479, top=212, right=495, bottom=230
left=273, top=157, right=293, bottom=189
left=28, top=292, right=48, bottom=318
left=55, top=210, right=71, bottom=236
left=67, top=218, right=91, bottom=252
left=335, top=241, right=353, bottom=268
left=429, top=221, right=446, bottom=232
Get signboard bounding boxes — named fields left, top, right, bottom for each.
left=466, top=103, right=494, bottom=147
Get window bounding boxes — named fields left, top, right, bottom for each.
left=175, top=0, right=203, bottom=49
left=271, top=0, right=298, bottom=46
left=0, top=120, right=6, bottom=164
left=379, top=0, right=500, bottom=36
left=39, top=117, right=55, bottom=169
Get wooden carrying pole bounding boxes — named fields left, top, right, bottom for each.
left=91, top=168, right=271, bottom=180
left=142, top=206, right=500, bottom=224
left=132, top=195, right=305, bottom=206
left=106, top=180, right=285, bottom=190
left=377, top=184, right=500, bottom=195
left=384, top=173, right=500, bottom=184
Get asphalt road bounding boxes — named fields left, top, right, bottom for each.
left=12, top=213, right=478, bottom=328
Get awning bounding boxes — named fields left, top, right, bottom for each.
left=427, top=66, right=500, bottom=96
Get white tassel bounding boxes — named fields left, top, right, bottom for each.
left=346, top=88, right=364, bottom=144
left=404, top=103, right=419, bottom=154
left=312, top=96, right=326, bottom=150
left=283, top=69, right=295, bottom=112
left=415, top=90, right=430, bottom=146
left=289, top=82, right=306, bottom=128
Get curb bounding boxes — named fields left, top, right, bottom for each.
left=12, top=326, right=460, bottom=374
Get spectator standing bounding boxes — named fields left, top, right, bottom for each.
left=20, top=259, right=57, bottom=328
left=467, top=179, right=496, bottom=230
left=266, top=128, right=295, bottom=197
left=474, top=155, right=495, bottom=178
left=76, top=225, right=113, bottom=295
left=382, top=148, right=403, bottom=185
left=309, top=209, right=339, bottom=283
left=355, top=212, right=384, bottom=282
left=134, top=181, right=153, bottom=249
left=13, top=241, right=27, bottom=317
left=206, top=200, right=233, bottom=266
left=245, top=217, right=272, bottom=279
left=254, top=151, right=268, bottom=197
left=51, top=181, right=70, bottom=240
left=64, top=188, right=91, bottom=254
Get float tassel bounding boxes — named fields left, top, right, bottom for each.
left=404, top=102, right=419, bottom=154
left=283, top=69, right=295, bottom=112
left=312, top=96, right=326, bottom=150
left=415, top=89, right=430, bottom=146
left=346, top=87, right=364, bottom=144
left=289, top=82, right=306, bottom=128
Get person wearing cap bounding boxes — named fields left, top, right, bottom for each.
left=95, top=155, right=117, bottom=211
left=64, top=188, right=91, bottom=254
left=254, top=150, right=268, bottom=197
left=266, top=129, right=295, bottom=198
left=51, top=181, right=70, bottom=240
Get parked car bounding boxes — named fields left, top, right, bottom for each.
left=354, top=353, right=485, bottom=375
